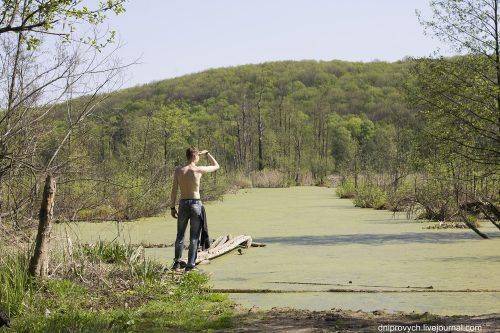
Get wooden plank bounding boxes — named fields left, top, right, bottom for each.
left=209, top=234, right=228, bottom=249
left=181, top=235, right=253, bottom=264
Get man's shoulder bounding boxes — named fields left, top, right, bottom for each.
left=175, top=165, right=199, bottom=173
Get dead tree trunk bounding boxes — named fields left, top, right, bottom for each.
left=481, top=198, right=500, bottom=230
left=458, top=210, right=489, bottom=239
left=451, top=165, right=489, bottom=240
left=257, top=110, right=264, bottom=170
left=256, top=89, right=264, bottom=171
left=29, top=174, right=56, bottom=277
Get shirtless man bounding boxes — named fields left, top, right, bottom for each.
left=170, top=147, right=220, bottom=271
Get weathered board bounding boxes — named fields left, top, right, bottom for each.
left=181, top=234, right=255, bottom=265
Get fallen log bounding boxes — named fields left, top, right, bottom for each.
left=208, top=288, right=500, bottom=294
left=79, top=238, right=266, bottom=250
left=210, top=235, right=228, bottom=249
left=196, top=235, right=252, bottom=263
left=79, top=242, right=176, bottom=249
left=138, top=242, right=173, bottom=248
left=268, top=281, right=434, bottom=289
left=181, top=234, right=256, bottom=265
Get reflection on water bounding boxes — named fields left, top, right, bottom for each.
left=58, top=186, right=500, bottom=315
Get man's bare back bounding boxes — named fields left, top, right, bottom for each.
left=170, top=150, right=219, bottom=215
left=176, top=165, right=203, bottom=199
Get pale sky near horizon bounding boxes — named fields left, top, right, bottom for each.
left=109, top=0, right=445, bottom=88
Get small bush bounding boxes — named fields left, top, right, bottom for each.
left=200, top=173, right=231, bottom=201
left=354, top=183, right=387, bottom=209
left=297, top=171, right=314, bottom=186
left=130, top=258, right=167, bottom=281
left=75, top=205, right=115, bottom=221
left=231, top=173, right=253, bottom=189
left=80, top=240, right=136, bottom=264
left=386, top=183, right=415, bottom=212
left=174, top=271, right=210, bottom=299
left=414, top=180, right=458, bottom=221
left=250, top=169, right=289, bottom=188
left=336, top=179, right=356, bottom=199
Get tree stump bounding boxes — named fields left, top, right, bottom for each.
left=29, top=174, right=56, bottom=277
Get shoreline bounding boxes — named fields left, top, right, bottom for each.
left=223, top=306, right=500, bottom=332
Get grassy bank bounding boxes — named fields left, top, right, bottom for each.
left=0, top=241, right=234, bottom=332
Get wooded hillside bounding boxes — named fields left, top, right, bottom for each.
left=2, top=59, right=422, bottom=222
left=86, top=59, right=413, bottom=177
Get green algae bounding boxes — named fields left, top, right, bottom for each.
left=56, top=186, right=500, bottom=315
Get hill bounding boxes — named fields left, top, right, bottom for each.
left=90, top=59, right=413, bottom=169
left=52, top=59, right=417, bottom=219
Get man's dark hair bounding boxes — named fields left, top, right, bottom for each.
left=186, top=147, right=199, bottom=161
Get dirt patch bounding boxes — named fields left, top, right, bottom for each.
left=222, top=307, right=499, bottom=333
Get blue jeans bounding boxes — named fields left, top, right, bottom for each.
left=174, top=199, right=203, bottom=268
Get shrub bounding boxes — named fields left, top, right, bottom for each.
left=414, top=179, right=458, bottom=221
left=130, top=258, right=167, bottom=281
left=297, top=170, right=314, bottom=186
left=386, top=183, right=415, bottom=212
left=310, top=157, right=334, bottom=185
left=231, top=173, right=253, bottom=190
left=336, top=179, right=356, bottom=198
left=74, top=205, right=115, bottom=221
left=250, top=169, right=289, bottom=188
left=200, top=173, right=231, bottom=201
left=353, top=183, right=387, bottom=209
left=174, top=271, right=210, bottom=299
left=79, top=240, right=136, bottom=264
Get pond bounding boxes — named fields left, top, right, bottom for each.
left=58, top=186, right=500, bottom=315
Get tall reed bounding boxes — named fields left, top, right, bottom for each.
left=0, top=248, right=34, bottom=317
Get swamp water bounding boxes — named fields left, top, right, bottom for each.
left=58, top=186, right=500, bottom=315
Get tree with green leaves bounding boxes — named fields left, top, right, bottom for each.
left=410, top=0, right=500, bottom=238
left=0, top=0, right=128, bottom=276
left=413, top=0, right=499, bottom=165
left=0, top=0, right=125, bottom=49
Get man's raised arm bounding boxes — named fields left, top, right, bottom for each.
left=198, top=151, right=220, bottom=173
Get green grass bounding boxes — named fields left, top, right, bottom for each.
left=9, top=276, right=234, bottom=333
left=80, top=240, right=136, bottom=264
left=0, top=248, right=34, bottom=317
left=0, top=242, right=236, bottom=333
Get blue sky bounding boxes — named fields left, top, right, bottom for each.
left=109, top=0, right=443, bottom=87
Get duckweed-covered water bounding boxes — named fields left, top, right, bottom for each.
left=58, top=187, right=500, bottom=315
